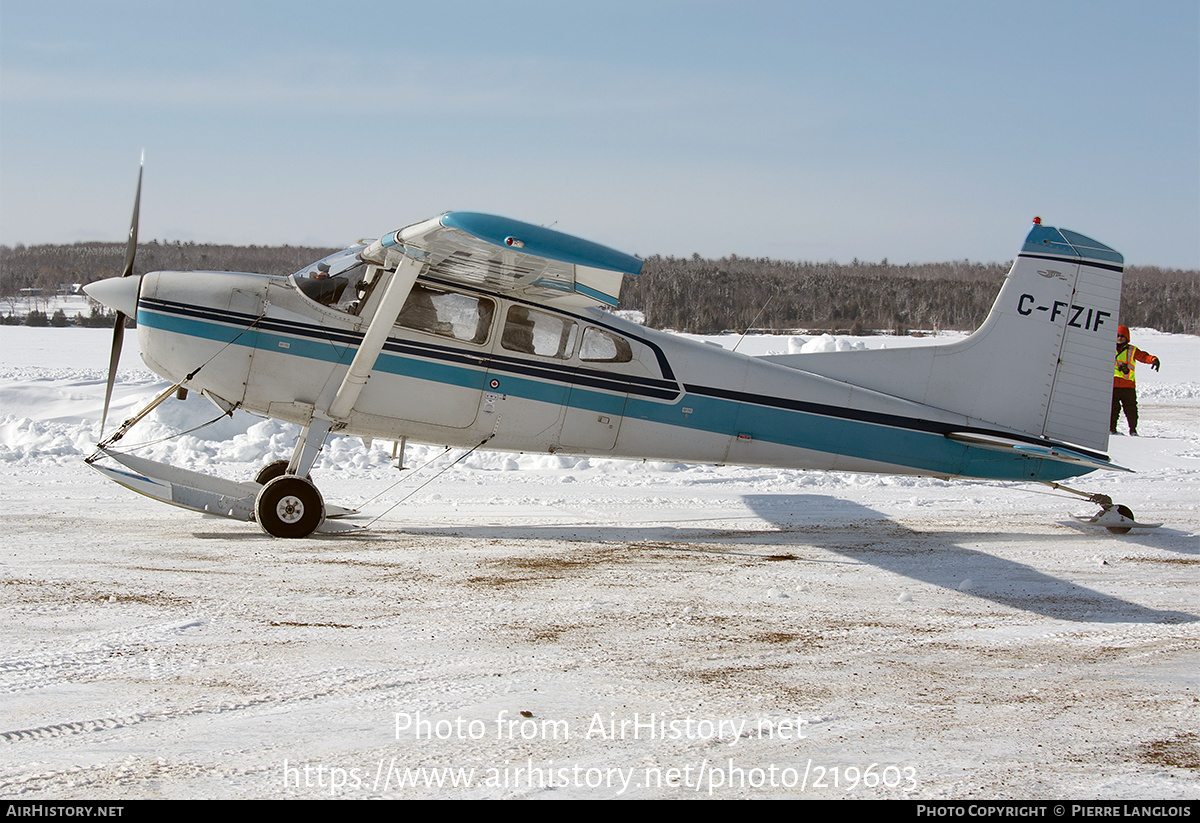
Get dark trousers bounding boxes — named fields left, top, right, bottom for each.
left=1111, top=386, right=1138, bottom=432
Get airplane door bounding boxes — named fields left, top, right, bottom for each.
left=365, top=286, right=495, bottom=429
left=559, top=326, right=632, bottom=451
left=480, top=305, right=575, bottom=449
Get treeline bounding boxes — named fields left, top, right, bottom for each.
left=626, top=256, right=1007, bottom=335
left=2, top=241, right=1196, bottom=335
left=0, top=240, right=339, bottom=295
left=626, top=255, right=1199, bottom=335
left=3, top=307, right=120, bottom=327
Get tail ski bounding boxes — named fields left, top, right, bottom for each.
left=761, top=222, right=1124, bottom=452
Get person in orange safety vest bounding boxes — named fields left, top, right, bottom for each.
left=1111, top=325, right=1161, bottom=436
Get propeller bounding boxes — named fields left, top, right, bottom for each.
left=99, top=156, right=143, bottom=436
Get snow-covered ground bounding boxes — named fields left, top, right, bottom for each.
left=1, top=324, right=1197, bottom=799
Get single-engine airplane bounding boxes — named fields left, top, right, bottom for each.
left=84, top=164, right=1154, bottom=538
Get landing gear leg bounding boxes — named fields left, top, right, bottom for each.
left=287, top=417, right=333, bottom=478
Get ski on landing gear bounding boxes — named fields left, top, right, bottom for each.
left=1070, top=503, right=1162, bottom=535
left=87, top=448, right=359, bottom=534
left=1043, top=482, right=1163, bottom=535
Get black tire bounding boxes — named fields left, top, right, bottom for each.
left=1106, top=504, right=1135, bottom=536
left=255, top=475, right=324, bottom=538
left=254, top=459, right=310, bottom=485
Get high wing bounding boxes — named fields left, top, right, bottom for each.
left=358, top=212, right=643, bottom=308
left=323, top=211, right=644, bottom=423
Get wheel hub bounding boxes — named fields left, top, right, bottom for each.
left=276, top=495, right=305, bottom=524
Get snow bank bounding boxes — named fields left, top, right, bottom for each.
left=1, top=325, right=1197, bottom=800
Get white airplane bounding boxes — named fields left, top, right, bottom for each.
left=83, top=165, right=1154, bottom=538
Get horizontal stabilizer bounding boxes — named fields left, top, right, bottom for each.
left=945, top=432, right=1130, bottom=472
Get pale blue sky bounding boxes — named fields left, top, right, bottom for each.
left=2, top=0, right=1197, bottom=267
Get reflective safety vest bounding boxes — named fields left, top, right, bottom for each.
left=1114, top=346, right=1141, bottom=387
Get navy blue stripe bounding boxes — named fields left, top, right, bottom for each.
left=141, top=297, right=679, bottom=402
left=1017, top=252, right=1124, bottom=274
left=683, top=383, right=1111, bottom=462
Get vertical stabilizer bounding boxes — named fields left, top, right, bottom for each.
left=759, top=221, right=1123, bottom=452
left=920, top=221, right=1124, bottom=450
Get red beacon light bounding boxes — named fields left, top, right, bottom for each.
left=505, top=236, right=525, bottom=248
left=1032, top=216, right=1042, bottom=225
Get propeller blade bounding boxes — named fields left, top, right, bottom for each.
left=101, top=155, right=142, bottom=437
left=101, top=311, right=126, bottom=436
left=120, top=159, right=143, bottom=279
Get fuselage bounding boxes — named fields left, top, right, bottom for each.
left=131, top=267, right=1092, bottom=484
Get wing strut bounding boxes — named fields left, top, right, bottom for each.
left=327, top=254, right=423, bottom=420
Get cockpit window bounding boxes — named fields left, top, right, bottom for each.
left=294, top=246, right=370, bottom=311
left=298, top=274, right=350, bottom=307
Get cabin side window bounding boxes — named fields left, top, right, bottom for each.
left=396, top=285, right=495, bottom=345
left=501, top=306, right=577, bottom=359
left=579, top=326, right=633, bottom=363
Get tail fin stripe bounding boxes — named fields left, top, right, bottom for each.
left=1018, top=252, right=1123, bottom=274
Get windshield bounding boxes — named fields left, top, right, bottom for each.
left=292, top=244, right=371, bottom=311
left=291, top=245, right=368, bottom=280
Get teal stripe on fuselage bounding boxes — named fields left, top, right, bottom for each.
left=620, top=391, right=1083, bottom=482
left=374, top=347, right=489, bottom=392
left=139, top=308, right=357, bottom=366
left=138, top=307, right=1086, bottom=483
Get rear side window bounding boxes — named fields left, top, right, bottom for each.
left=579, top=326, right=632, bottom=362
left=501, top=306, right=577, bottom=359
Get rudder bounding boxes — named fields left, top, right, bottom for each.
left=1019, top=225, right=1123, bottom=450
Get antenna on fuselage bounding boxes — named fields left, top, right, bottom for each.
left=731, top=294, right=775, bottom=353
